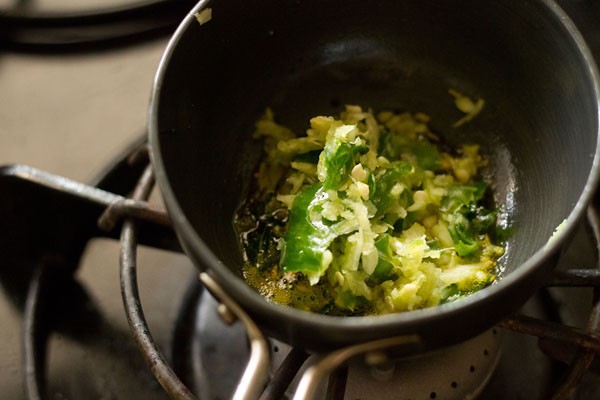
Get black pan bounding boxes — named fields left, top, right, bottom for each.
left=149, top=0, right=600, bottom=351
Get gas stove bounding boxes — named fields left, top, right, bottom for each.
left=2, top=1, right=600, bottom=399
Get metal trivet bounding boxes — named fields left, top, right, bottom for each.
left=3, top=141, right=600, bottom=399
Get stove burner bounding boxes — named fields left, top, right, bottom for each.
left=174, top=284, right=563, bottom=399
left=173, top=286, right=504, bottom=400
left=0, top=0, right=197, bottom=51
left=341, top=329, right=502, bottom=400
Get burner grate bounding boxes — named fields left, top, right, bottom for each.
left=4, top=141, right=600, bottom=399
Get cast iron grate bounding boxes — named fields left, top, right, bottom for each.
left=6, top=141, right=600, bottom=400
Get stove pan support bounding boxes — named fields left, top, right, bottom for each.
left=2, top=141, right=178, bottom=400
left=111, top=159, right=272, bottom=400
left=116, top=164, right=197, bottom=400
left=7, top=140, right=600, bottom=399
left=499, top=205, right=600, bottom=400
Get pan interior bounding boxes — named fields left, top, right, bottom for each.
left=155, top=0, right=598, bottom=297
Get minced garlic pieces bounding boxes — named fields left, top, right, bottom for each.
left=195, top=8, right=212, bottom=25
left=449, top=88, right=485, bottom=127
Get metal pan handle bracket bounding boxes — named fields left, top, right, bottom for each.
left=293, top=333, right=422, bottom=400
left=199, top=272, right=271, bottom=400
left=199, top=272, right=423, bottom=400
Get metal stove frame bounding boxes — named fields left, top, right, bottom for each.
left=3, top=141, right=600, bottom=400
